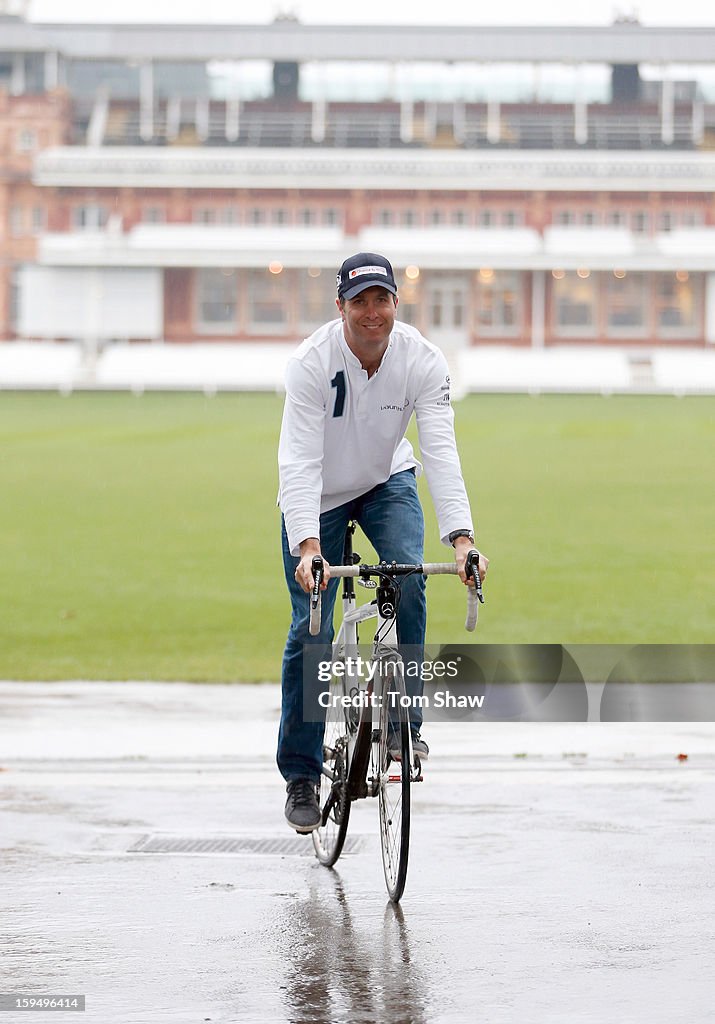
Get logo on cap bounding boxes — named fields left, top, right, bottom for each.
left=349, top=265, right=388, bottom=280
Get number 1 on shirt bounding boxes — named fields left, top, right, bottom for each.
left=330, top=371, right=346, bottom=417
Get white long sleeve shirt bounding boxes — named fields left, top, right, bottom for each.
left=278, top=318, right=473, bottom=557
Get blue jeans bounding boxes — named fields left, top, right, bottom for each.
left=277, top=469, right=426, bottom=783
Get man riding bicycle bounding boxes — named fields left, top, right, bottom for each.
left=277, top=252, right=488, bottom=832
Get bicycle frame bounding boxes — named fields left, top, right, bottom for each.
left=329, top=526, right=418, bottom=801
left=312, top=520, right=483, bottom=899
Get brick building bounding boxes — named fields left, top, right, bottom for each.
left=3, top=12, right=715, bottom=352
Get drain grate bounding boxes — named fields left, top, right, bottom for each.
left=128, top=835, right=363, bottom=856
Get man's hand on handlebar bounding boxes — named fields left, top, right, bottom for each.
left=294, top=538, right=331, bottom=595
left=453, top=536, right=488, bottom=586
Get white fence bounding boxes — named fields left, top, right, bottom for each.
left=1, top=341, right=715, bottom=395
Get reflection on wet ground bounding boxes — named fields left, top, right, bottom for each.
left=279, top=870, right=428, bottom=1024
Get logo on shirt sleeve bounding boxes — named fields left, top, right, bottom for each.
left=438, top=374, right=451, bottom=403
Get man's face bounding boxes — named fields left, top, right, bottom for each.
left=337, top=286, right=398, bottom=349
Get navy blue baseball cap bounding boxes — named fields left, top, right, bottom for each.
left=336, top=252, right=398, bottom=301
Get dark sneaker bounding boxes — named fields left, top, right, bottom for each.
left=388, top=731, right=429, bottom=762
left=285, top=778, right=321, bottom=834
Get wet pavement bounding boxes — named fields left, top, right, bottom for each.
left=1, top=681, right=714, bottom=1024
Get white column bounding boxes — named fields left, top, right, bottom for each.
left=573, top=63, right=588, bottom=145
left=424, top=101, right=437, bottom=142
left=139, top=61, right=154, bottom=142
left=87, top=85, right=109, bottom=147
left=44, top=50, right=59, bottom=90
left=225, top=97, right=240, bottom=142
left=195, top=97, right=209, bottom=142
left=311, top=98, right=326, bottom=143
left=487, top=99, right=500, bottom=144
left=705, top=273, right=715, bottom=344
left=10, top=53, right=25, bottom=95
left=453, top=101, right=465, bottom=145
left=531, top=270, right=545, bottom=348
left=692, top=98, right=705, bottom=146
left=574, top=85, right=588, bottom=147
left=400, top=99, right=413, bottom=144
left=485, top=62, right=501, bottom=143
left=661, top=70, right=674, bottom=146
left=532, top=62, right=542, bottom=103
left=167, top=95, right=181, bottom=141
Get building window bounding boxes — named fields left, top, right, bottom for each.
left=555, top=210, right=575, bottom=226
left=581, top=211, right=599, bottom=226
left=429, top=209, right=444, bottom=226
left=475, top=271, right=522, bottom=336
left=632, top=211, right=650, bottom=233
left=654, top=272, right=701, bottom=339
left=427, top=277, right=468, bottom=330
left=606, top=272, right=647, bottom=337
left=322, top=208, right=340, bottom=226
left=142, top=206, right=165, bottom=224
left=606, top=210, right=626, bottom=227
left=272, top=208, right=289, bottom=225
left=429, top=290, right=443, bottom=327
left=477, top=210, right=494, bottom=228
left=502, top=210, right=522, bottom=228
left=659, top=211, right=675, bottom=233
left=16, top=129, right=37, bottom=153
left=402, top=209, right=418, bottom=226
left=220, top=207, right=240, bottom=225
left=298, top=269, right=334, bottom=330
left=299, top=208, right=316, bottom=225
left=680, top=209, right=703, bottom=228
left=249, top=269, right=289, bottom=331
left=196, top=268, right=237, bottom=333
left=552, top=271, right=597, bottom=337
left=31, top=207, right=45, bottom=234
left=73, top=205, right=109, bottom=230
left=194, top=208, right=217, bottom=225
left=398, top=280, right=420, bottom=327
left=9, top=206, right=24, bottom=237
left=248, top=208, right=265, bottom=225
left=10, top=266, right=21, bottom=330
left=451, top=209, right=468, bottom=226
left=377, top=209, right=394, bottom=226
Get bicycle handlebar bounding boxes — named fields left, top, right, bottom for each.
left=307, top=554, right=484, bottom=636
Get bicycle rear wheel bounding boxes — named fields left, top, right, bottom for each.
left=313, top=671, right=352, bottom=866
left=373, top=660, right=411, bottom=902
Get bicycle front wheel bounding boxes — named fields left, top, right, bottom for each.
left=373, top=660, right=411, bottom=902
left=313, top=671, right=352, bottom=866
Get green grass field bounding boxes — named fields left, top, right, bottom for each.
left=0, top=391, right=713, bottom=681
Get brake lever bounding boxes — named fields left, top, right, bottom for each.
left=309, top=555, right=324, bottom=636
left=466, top=549, right=485, bottom=604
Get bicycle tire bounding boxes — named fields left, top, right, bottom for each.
left=313, top=669, right=352, bottom=866
left=373, top=660, right=411, bottom=902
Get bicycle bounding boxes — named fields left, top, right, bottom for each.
left=306, top=521, right=483, bottom=902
